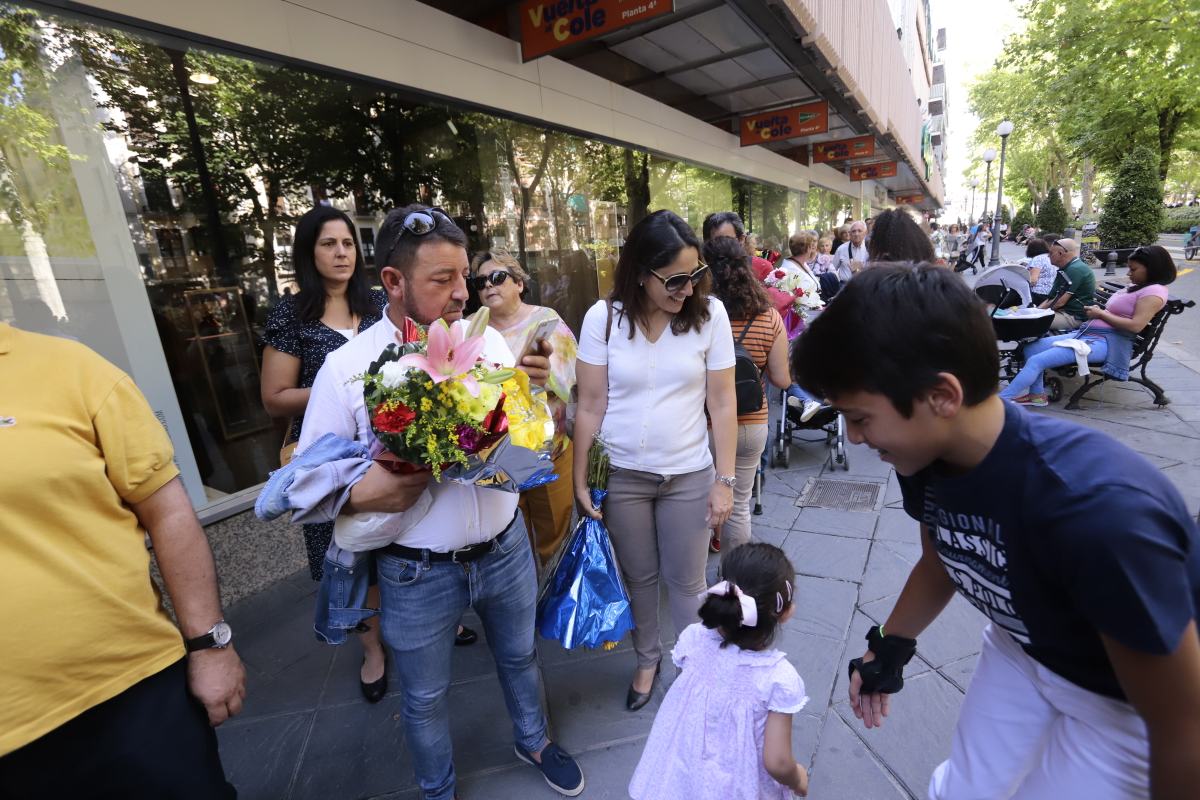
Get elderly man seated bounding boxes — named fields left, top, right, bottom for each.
left=1038, top=237, right=1095, bottom=331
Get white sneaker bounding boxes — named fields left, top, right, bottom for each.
left=786, top=395, right=803, bottom=410
left=800, top=400, right=823, bottom=422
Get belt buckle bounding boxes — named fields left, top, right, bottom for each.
left=450, top=547, right=468, bottom=564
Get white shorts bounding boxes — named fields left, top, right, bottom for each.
left=929, top=624, right=1149, bottom=800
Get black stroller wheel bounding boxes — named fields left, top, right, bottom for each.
left=1046, top=377, right=1064, bottom=403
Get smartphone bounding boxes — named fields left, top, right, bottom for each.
left=517, top=317, right=559, bottom=362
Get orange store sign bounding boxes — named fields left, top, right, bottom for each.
left=894, top=193, right=925, bottom=205
left=812, top=135, right=875, bottom=163
left=739, top=101, right=828, bottom=146
left=849, top=161, right=898, bottom=181
left=519, top=0, right=675, bottom=61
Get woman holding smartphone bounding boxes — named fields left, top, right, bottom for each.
left=470, top=248, right=579, bottom=567
left=573, top=210, right=737, bottom=711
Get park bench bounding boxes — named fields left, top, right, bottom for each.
left=1044, top=282, right=1196, bottom=408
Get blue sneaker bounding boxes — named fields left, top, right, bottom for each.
left=514, top=741, right=585, bottom=797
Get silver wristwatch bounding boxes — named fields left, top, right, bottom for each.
left=184, top=620, right=233, bottom=652
left=716, top=474, right=737, bottom=488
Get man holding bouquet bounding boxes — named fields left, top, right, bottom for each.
left=296, top=204, right=584, bottom=799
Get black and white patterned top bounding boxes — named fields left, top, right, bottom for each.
left=263, top=288, right=387, bottom=441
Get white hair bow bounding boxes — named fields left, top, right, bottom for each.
left=706, top=581, right=758, bottom=627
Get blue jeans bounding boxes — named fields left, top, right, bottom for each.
left=786, top=384, right=818, bottom=404
left=376, top=514, right=546, bottom=800
left=999, top=334, right=1109, bottom=398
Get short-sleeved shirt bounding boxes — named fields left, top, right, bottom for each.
left=628, top=623, right=807, bottom=800
left=728, top=308, right=784, bottom=425
left=1058, top=257, right=1096, bottom=320
left=577, top=296, right=736, bottom=475
left=1089, top=283, right=1169, bottom=331
left=0, top=323, right=184, bottom=754
left=263, top=289, right=386, bottom=439
left=1026, top=253, right=1058, bottom=296
left=898, top=401, right=1199, bottom=699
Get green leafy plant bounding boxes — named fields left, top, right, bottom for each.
left=1161, top=206, right=1200, bottom=234
left=1036, top=188, right=1068, bottom=234
left=1098, top=146, right=1165, bottom=248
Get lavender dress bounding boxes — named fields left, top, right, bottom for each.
left=629, top=623, right=808, bottom=800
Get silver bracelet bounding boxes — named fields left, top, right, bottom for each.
left=716, top=474, right=736, bottom=488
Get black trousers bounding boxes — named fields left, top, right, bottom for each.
left=0, top=659, right=235, bottom=799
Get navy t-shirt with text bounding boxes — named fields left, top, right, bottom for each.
left=898, top=402, right=1199, bottom=699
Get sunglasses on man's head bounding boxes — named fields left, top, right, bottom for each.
left=471, top=269, right=512, bottom=292
left=398, top=207, right=453, bottom=237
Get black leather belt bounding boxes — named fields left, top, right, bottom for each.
left=380, top=510, right=518, bottom=564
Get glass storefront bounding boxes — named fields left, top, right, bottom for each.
left=0, top=2, right=814, bottom=510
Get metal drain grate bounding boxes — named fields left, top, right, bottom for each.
left=797, top=478, right=884, bottom=513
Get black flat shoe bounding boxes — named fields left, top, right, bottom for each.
left=455, top=625, right=479, bottom=647
left=625, top=663, right=661, bottom=711
left=360, top=656, right=387, bottom=704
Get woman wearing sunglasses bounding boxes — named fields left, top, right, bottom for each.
left=574, top=210, right=738, bottom=711
left=468, top=248, right=579, bottom=568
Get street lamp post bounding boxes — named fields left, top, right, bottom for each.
left=989, top=121, right=1014, bottom=266
left=969, top=178, right=979, bottom=221
left=981, top=148, right=996, bottom=226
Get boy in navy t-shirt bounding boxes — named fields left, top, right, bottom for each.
left=792, top=266, right=1200, bottom=799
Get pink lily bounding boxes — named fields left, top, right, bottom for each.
left=397, top=319, right=486, bottom=395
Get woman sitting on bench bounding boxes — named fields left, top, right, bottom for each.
left=999, top=245, right=1176, bottom=407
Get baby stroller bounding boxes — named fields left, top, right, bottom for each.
left=974, top=263, right=1033, bottom=308
left=770, top=388, right=849, bottom=471
left=991, top=305, right=1055, bottom=381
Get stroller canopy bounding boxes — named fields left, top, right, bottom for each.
left=973, top=264, right=1033, bottom=308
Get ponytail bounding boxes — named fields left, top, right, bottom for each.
left=698, top=543, right=795, bottom=651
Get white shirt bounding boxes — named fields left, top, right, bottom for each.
left=577, top=297, right=736, bottom=475
left=777, top=258, right=821, bottom=296
left=297, top=308, right=518, bottom=551
left=833, top=241, right=867, bottom=283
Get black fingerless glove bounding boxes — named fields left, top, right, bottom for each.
left=847, top=625, right=917, bottom=694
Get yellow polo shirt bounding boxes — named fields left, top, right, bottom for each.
left=0, top=323, right=185, bottom=755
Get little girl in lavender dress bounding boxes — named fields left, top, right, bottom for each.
left=629, top=543, right=810, bottom=799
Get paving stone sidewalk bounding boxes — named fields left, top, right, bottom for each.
left=215, top=346, right=1200, bottom=799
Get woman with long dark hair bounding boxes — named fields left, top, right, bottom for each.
left=703, top=236, right=790, bottom=554
left=260, top=206, right=392, bottom=702
left=573, top=210, right=738, bottom=710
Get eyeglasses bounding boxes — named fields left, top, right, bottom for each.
left=381, top=206, right=454, bottom=269
left=648, top=264, right=709, bottom=294
left=471, top=269, right=512, bottom=292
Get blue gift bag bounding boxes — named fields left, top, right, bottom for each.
left=536, top=488, right=635, bottom=650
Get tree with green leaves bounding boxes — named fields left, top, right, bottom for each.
left=1098, top=145, right=1164, bottom=247
left=1037, top=188, right=1068, bottom=234
left=1008, top=0, right=1199, bottom=183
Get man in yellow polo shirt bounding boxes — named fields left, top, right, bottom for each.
left=0, top=321, right=245, bottom=797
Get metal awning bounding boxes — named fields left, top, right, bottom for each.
left=419, top=0, right=941, bottom=209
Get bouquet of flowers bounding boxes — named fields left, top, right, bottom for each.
left=763, top=266, right=825, bottom=320
left=536, top=435, right=635, bottom=650
left=355, top=309, right=556, bottom=492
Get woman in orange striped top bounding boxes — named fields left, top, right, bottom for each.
left=703, top=236, right=792, bottom=553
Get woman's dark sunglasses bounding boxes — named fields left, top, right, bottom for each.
left=471, top=270, right=512, bottom=292
left=649, top=264, right=709, bottom=293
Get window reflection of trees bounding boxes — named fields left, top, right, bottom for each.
left=0, top=2, right=816, bottom=499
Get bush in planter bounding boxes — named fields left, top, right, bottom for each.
left=1013, top=204, right=1034, bottom=232
left=1036, top=188, right=1068, bottom=234
left=1098, top=145, right=1164, bottom=248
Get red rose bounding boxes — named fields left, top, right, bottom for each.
left=793, top=287, right=805, bottom=297
left=773, top=269, right=786, bottom=279
left=372, top=402, right=416, bottom=434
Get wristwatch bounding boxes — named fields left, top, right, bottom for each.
left=184, top=620, right=233, bottom=653
left=716, top=474, right=737, bottom=488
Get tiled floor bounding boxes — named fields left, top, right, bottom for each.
left=216, top=311, right=1200, bottom=799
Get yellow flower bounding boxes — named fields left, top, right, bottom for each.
left=420, top=397, right=433, bottom=412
